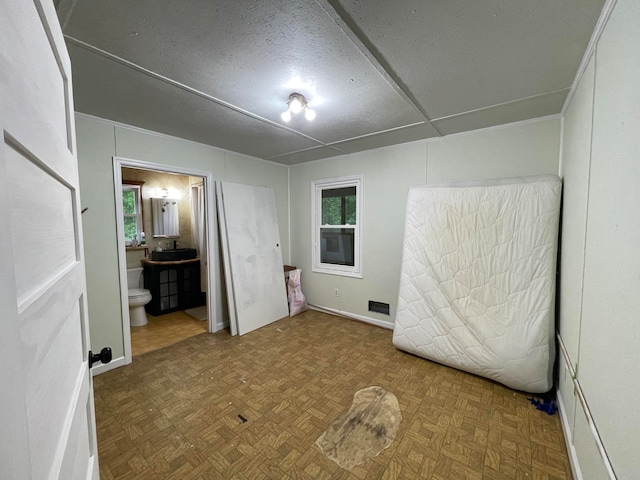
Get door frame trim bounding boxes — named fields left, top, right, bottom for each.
left=113, top=156, right=217, bottom=365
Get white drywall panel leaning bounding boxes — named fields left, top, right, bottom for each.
left=218, top=181, right=289, bottom=335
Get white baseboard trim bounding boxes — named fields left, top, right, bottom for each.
left=215, top=320, right=229, bottom=332
left=308, top=304, right=394, bottom=330
left=91, top=355, right=126, bottom=376
left=556, top=390, right=583, bottom=480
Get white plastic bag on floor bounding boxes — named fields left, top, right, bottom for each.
left=287, top=269, right=308, bottom=317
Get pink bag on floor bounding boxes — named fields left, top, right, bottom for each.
left=287, top=269, right=308, bottom=317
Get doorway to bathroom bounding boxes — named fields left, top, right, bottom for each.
left=114, top=157, right=217, bottom=362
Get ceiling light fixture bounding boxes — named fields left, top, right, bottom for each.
left=281, top=92, right=316, bottom=122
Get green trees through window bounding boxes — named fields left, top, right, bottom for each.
left=321, top=186, right=356, bottom=225
left=122, top=184, right=143, bottom=244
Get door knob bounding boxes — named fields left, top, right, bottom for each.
left=88, top=347, right=112, bottom=368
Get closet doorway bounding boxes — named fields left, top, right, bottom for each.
left=113, top=157, right=216, bottom=363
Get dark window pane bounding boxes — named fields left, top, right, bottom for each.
left=321, top=186, right=356, bottom=199
left=321, top=186, right=356, bottom=225
left=320, top=228, right=354, bottom=266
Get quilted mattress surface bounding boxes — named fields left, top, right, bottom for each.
left=393, top=175, right=561, bottom=393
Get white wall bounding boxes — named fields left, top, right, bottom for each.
left=289, top=117, right=560, bottom=325
left=558, top=1, right=640, bottom=478
left=76, top=114, right=289, bottom=363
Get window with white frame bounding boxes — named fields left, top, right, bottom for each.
left=122, top=183, right=143, bottom=245
left=312, top=175, right=363, bottom=277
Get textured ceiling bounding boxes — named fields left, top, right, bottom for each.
left=56, top=0, right=605, bottom=165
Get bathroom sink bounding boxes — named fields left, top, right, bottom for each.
left=151, top=248, right=197, bottom=261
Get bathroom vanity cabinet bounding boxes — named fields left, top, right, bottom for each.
left=142, top=258, right=205, bottom=316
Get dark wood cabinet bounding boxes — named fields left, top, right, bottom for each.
left=143, top=259, right=205, bottom=316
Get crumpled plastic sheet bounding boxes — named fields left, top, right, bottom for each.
left=528, top=396, right=557, bottom=415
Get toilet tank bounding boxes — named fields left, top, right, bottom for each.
left=126, top=267, right=144, bottom=290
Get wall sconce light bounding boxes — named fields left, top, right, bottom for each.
left=281, top=92, right=316, bottom=122
left=152, top=188, right=170, bottom=198
left=152, top=187, right=183, bottom=199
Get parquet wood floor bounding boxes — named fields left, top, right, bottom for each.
left=95, top=310, right=572, bottom=479
left=130, top=310, right=208, bottom=356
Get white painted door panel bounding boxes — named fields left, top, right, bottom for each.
left=0, top=1, right=99, bottom=479
left=218, top=182, right=289, bottom=335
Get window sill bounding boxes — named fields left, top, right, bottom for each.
left=125, top=245, right=149, bottom=257
left=312, top=265, right=362, bottom=279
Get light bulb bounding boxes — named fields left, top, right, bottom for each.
left=168, top=188, right=182, bottom=199
left=281, top=110, right=291, bottom=122
left=304, top=108, right=316, bottom=121
left=289, top=97, right=302, bottom=113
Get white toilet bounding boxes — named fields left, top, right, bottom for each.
left=127, top=267, right=152, bottom=327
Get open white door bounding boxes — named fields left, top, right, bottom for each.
left=218, top=182, right=289, bottom=335
left=0, top=2, right=102, bottom=479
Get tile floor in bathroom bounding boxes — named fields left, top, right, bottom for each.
left=130, top=310, right=208, bottom=356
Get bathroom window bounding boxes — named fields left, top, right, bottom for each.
left=311, top=175, right=363, bottom=278
left=122, top=183, right=143, bottom=245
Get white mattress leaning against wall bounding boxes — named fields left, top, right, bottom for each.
left=393, top=175, right=562, bottom=393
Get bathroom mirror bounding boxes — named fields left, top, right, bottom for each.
left=152, top=197, right=180, bottom=237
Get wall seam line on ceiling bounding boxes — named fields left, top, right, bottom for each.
left=287, top=114, right=561, bottom=168
left=75, top=112, right=288, bottom=168
left=431, top=88, right=570, bottom=122
left=314, top=0, right=443, bottom=136
left=561, top=0, right=618, bottom=116
left=64, top=35, right=329, bottom=147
